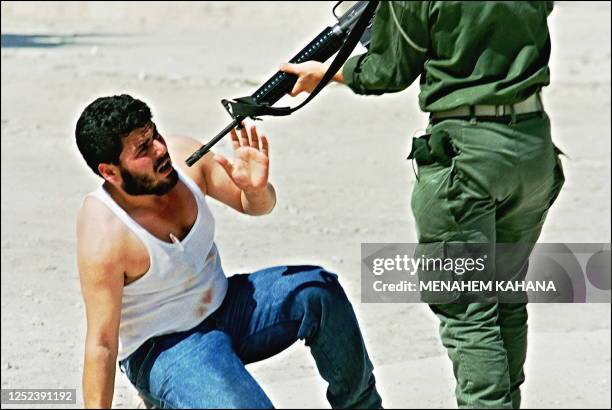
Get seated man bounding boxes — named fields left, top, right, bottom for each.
left=75, top=94, right=381, bottom=409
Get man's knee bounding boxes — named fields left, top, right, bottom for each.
left=278, top=265, right=344, bottom=300
left=296, top=266, right=349, bottom=307
left=291, top=267, right=355, bottom=337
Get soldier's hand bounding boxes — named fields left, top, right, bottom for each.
left=279, top=61, right=327, bottom=96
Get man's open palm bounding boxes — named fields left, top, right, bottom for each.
left=214, top=124, right=270, bottom=192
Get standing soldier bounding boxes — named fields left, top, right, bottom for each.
left=281, top=2, right=564, bottom=408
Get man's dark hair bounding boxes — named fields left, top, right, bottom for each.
left=75, top=94, right=152, bottom=176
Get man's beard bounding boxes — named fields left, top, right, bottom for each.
left=120, top=166, right=178, bottom=196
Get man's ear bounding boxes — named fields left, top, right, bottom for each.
left=98, top=163, right=121, bottom=185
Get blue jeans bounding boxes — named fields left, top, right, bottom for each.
left=119, top=265, right=382, bottom=409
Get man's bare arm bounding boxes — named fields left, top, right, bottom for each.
left=167, top=133, right=276, bottom=215
left=77, top=199, right=125, bottom=408
left=239, top=182, right=277, bottom=216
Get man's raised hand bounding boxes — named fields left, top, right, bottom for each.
left=213, top=124, right=270, bottom=193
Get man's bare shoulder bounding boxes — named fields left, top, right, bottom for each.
left=76, top=195, right=131, bottom=273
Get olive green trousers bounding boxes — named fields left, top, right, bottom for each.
left=410, top=113, right=565, bottom=409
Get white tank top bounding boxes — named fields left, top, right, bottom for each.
left=87, top=168, right=228, bottom=360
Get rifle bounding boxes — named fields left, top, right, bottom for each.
left=186, top=1, right=378, bottom=166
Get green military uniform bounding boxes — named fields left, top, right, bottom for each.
left=342, top=2, right=563, bottom=409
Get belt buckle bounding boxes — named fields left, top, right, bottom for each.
left=495, top=105, right=504, bottom=116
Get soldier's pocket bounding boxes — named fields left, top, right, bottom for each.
left=407, top=129, right=460, bottom=179
left=409, top=134, right=463, bottom=241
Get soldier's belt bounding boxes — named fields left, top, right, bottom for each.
left=430, top=92, right=543, bottom=120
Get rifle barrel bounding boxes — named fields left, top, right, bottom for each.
left=185, top=118, right=243, bottom=166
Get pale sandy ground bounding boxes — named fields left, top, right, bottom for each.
left=1, top=2, right=610, bottom=409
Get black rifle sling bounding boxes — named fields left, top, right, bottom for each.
left=225, top=1, right=379, bottom=119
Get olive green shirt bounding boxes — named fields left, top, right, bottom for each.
left=342, top=1, right=554, bottom=112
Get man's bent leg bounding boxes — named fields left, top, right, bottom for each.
left=214, top=265, right=382, bottom=409
left=121, top=326, right=273, bottom=409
